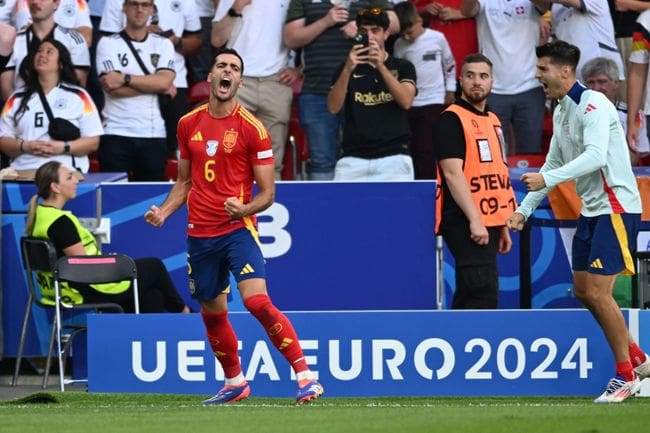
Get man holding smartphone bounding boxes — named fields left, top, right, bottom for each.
left=327, top=7, right=417, bottom=180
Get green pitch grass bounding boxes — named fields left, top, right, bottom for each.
left=1, top=393, right=649, bottom=433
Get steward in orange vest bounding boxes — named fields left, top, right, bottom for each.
left=433, top=53, right=516, bottom=309
left=435, top=104, right=516, bottom=233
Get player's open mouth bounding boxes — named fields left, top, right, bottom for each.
left=219, top=77, right=232, bottom=91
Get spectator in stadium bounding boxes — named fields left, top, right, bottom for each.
left=434, top=53, right=515, bottom=309
left=87, top=0, right=105, bottom=111
left=0, top=21, right=16, bottom=72
left=582, top=56, right=649, bottom=164
left=284, top=0, right=398, bottom=180
left=212, top=0, right=299, bottom=180
left=95, top=0, right=175, bottom=180
left=25, top=160, right=191, bottom=313
left=100, top=0, right=202, bottom=157
left=607, top=0, right=650, bottom=99
left=0, top=0, right=18, bottom=28
left=189, top=0, right=218, bottom=83
left=460, top=0, right=548, bottom=154
left=551, top=0, right=624, bottom=83
left=14, top=0, right=93, bottom=46
left=412, top=0, right=477, bottom=82
left=393, top=1, right=455, bottom=178
left=1, top=0, right=90, bottom=100
left=507, top=40, right=650, bottom=403
left=0, top=40, right=100, bottom=173
left=626, top=9, right=650, bottom=162
left=328, top=7, right=416, bottom=180
left=144, top=48, right=323, bottom=405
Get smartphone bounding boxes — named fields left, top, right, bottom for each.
left=353, top=33, right=369, bottom=47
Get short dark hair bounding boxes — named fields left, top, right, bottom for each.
left=393, top=2, right=419, bottom=33
left=213, top=47, right=245, bottom=76
left=463, top=53, right=493, bottom=70
left=536, top=40, right=580, bottom=70
left=356, top=7, right=390, bottom=31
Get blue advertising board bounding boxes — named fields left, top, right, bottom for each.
left=88, top=310, right=620, bottom=397
left=101, top=181, right=438, bottom=312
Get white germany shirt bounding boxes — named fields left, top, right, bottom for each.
left=96, top=32, right=175, bottom=138
left=0, top=83, right=103, bottom=172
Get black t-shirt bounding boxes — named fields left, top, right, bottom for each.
left=333, top=55, right=417, bottom=159
left=46, top=214, right=82, bottom=257
left=434, top=99, right=493, bottom=228
left=608, top=0, right=638, bottom=38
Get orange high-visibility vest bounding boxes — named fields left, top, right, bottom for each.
left=436, top=104, right=516, bottom=233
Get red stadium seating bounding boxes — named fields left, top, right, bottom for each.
left=188, top=80, right=210, bottom=107
left=88, top=151, right=100, bottom=173
left=164, top=158, right=178, bottom=181
left=507, top=154, right=546, bottom=168
left=281, top=77, right=309, bottom=180
left=542, top=111, right=553, bottom=154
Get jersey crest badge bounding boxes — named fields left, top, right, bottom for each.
left=150, top=53, right=160, bottom=68
left=55, top=98, right=67, bottom=110
left=223, top=130, right=238, bottom=153
left=206, top=140, right=218, bottom=156
left=62, top=4, right=75, bottom=17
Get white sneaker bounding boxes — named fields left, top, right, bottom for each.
left=634, top=354, right=650, bottom=381
left=594, top=375, right=641, bottom=403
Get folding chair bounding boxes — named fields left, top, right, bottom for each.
left=52, top=254, right=140, bottom=391
left=14, top=237, right=124, bottom=389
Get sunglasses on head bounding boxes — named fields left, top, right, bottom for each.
left=358, top=8, right=382, bottom=16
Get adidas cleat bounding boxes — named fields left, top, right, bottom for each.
left=593, top=375, right=640, bottom=403
left=296, top=380, right=323, bottom=404
left=202, top=382, right=250, bottom=405
left=634, top=354, right=650, bottom=381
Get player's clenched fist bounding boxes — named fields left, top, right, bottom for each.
left=144, top=205, right=165, bottom=227
left=521, top=172, right=546, bottom=191
left=506, top=212, right=526, bottom=231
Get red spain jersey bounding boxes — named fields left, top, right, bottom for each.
left=178, top=103, right=274, bottom=238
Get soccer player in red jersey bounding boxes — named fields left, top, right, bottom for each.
left=144, top=48, right=323, bottom=405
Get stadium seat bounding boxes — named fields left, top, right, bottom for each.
left=52, top=253, right=140, bottom=391
left=88, top=151, right=100, bottom=173
left=14, top=237, right=126, bottom=390
left=281, top=77, right=309, bottom=180
left=542, top=111, right=553, bottom=154
left=165, top=158, right=178, bottom=181
left=188, top=80, right=210, bottom=107
left=638, top=154, right=650, bottom=166
left=507, top=154, right=546, bottom=169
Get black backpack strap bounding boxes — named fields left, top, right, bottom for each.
left=120, top=30, right=150, bottom=75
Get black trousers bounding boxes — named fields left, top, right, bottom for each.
left=75, top=257, right=185, bottom=313
left=99, top=135, right=167, bottom=181
left=442, top=220, right=501, bottom=309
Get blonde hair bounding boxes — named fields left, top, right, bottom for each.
left=24, top=161, right=62, bottom=235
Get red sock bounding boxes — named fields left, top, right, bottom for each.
left=200, top=310, right=242, bottom=379
left=629, top=342, right=647, bottom=368
left=244, top=294, right=308, bottom=374
left=615, top=360, right=635, bottom=382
